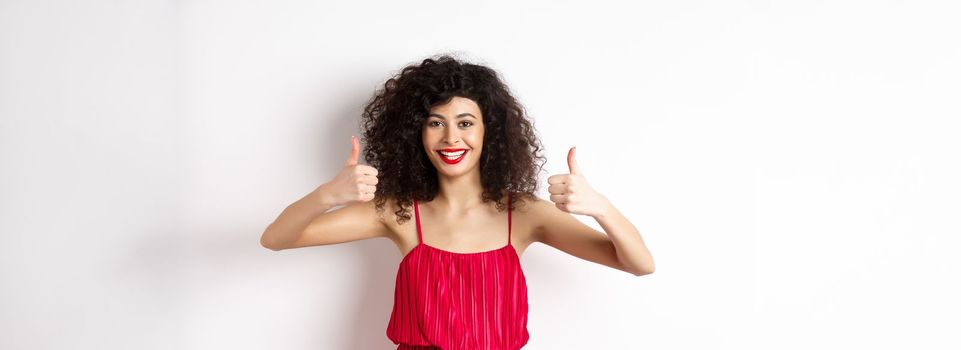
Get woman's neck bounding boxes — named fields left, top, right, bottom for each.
left=434, top=171, right=485, bottom=212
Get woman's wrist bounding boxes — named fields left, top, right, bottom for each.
left=310, top=183, right=337, bottom=208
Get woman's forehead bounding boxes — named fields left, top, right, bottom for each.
left=429, top=96, right=481, bottom=116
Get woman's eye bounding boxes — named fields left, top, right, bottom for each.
left=427, top=120, right=472, bottom=128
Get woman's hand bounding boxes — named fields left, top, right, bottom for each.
left=316, top=135, right=379, bottom=206
left=547, top=147, right=610, bottom=217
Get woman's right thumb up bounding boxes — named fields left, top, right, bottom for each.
left=321, top=135, right=379, bottom=206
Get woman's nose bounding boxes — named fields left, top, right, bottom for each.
left=444, top=130, right=460, bottom=144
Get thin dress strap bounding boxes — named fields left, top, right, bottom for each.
left=507, top=192, right=512, bottom=245
left=413, top=198, right=423, bottom=244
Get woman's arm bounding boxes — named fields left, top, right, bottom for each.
left=536, top=146, right=654, bottom=276
left=260, top=185, right=390, bottom=251
left=261, top=136, right=388, bottom=251
left=533, top=196, right=654, bottom=276
left=592, top=198, right=655, bottom=275
left=260, top=188, right=336, bottom=250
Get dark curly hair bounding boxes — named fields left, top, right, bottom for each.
left=361, top=54, right=547, bottom=225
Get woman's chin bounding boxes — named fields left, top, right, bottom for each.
left=434, top=162, right=476, bottom=177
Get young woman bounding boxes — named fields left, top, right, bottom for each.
left=260, top=55, right=655, bottom=349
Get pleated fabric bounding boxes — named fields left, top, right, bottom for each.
left=386, top=193, right=530, bottom=350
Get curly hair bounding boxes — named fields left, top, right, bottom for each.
left=361, top=54, right=547, bottom=225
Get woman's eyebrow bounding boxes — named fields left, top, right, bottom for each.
left=428, top=113, right=477, bottom=119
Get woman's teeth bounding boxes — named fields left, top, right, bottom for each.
left=439, top=150, right=466, bottom=159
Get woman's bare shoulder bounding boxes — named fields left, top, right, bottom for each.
left=509, top=191, right=547, bottom=212
left=505, top=192, right=550, bottom=246
left=376, top=195, right=414, bottom=228
left=376, top=195, right=422, bottom=251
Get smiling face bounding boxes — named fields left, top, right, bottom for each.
left=422, top=96, right=485, bottom=177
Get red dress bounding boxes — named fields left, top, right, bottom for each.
left=386, top=193, right=530, bottom=349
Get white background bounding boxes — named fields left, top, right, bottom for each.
left=2, top=0, right=959, bottom=349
